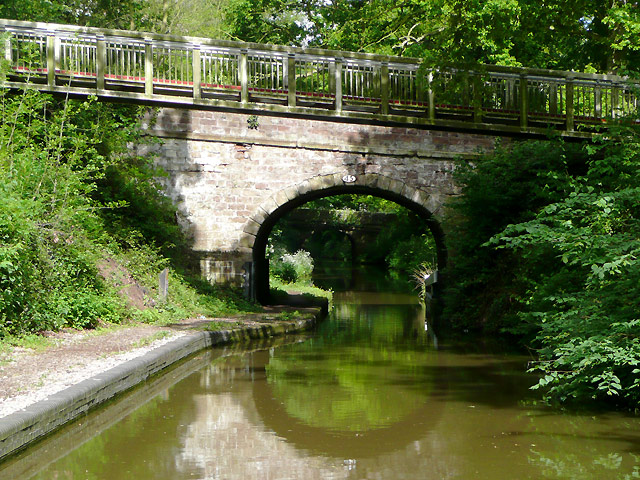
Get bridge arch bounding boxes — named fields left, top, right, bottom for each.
left=240, top=173, right=447, bottom=303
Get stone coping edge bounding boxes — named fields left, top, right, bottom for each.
left=0, top=313, right=319, bottom=462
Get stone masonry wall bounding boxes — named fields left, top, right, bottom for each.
left=137, top=108, right=499, bottom=286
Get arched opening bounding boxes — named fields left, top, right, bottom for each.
left=249, top=176, right=447, bottom=304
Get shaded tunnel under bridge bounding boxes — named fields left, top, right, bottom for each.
left=281, top=208, right=400, bottom=263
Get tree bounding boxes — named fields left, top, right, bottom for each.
left=486, top=119, right=640, bottom=407
left=136, top=0, right=240, bottom=38
left=442, top=140, right=580, bottom=332
left=224, top=0, right=639, bottom=74
left=0, top=0, right=147, bottom=30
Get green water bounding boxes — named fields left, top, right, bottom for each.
left=1, top=275, right=639, bottom=479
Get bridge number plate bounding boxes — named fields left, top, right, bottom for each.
left=342, top=175, right=357, bottom=183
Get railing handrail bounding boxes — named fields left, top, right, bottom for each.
left=2, top=18, right=638, bottom=138
left=0, top=18, right=419, bottom=66
left=1, top=17, right=636, bottom=85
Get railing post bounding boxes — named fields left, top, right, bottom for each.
left=549, top=82, right=558, bottom=115
left=282, top=55, right=288, bottom=89
left=240, top=49, right=248, bottom=104
left=473, top=72, right=482, bottom=123
left=611, top=83, right=620, bottom=119
left=416, top=68, right=425, bottom=104
left=46, top=32, right=57, bottom=87
left=462, top=73, right=470, bottom=106
left=96, top=34, right=106, bottom=91
left=509, top=78, right=517, bottom=110
left=594, top=84, right=602, bottom=118
left=328, top=61, right=335, bottom=93
left=519, top=73, right=528, bottom=129
left=334, top=57, right=342, bottom=113
left=428, top=70, right=435, bottom=121
left=3, top=30, right=11, bottom=63
left=565, top=75, right=574, bottom=131
left=144, top=39, right=153, bottom=97
left=287, top=53, right=296, bottom=107
left=192, top=45, right=201, bottom=100
left=380, top=62, right=389, bottom=115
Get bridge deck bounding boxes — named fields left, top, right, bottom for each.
left=1, top=19, right=638, bottom=138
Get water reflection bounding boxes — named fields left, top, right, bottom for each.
left=256, top=293, right=440, bottom=457
left=2, top=283, right=640, bottom=480
left=177, top=391, right=348, bottom=480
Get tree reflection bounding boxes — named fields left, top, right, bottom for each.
left=264, top=300, right=438, bottom=432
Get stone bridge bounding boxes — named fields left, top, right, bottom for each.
left=2, top=19, right=638, bottom=302
left=139, top=107, right=491, bottom=301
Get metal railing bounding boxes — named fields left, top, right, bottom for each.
left=2, top=19, right=638, bottom=137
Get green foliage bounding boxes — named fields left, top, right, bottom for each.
left=134, top=0, right=241, bottom=36
left=37, top=289, right=126, bottom=330
left=487, top=121, right=640, bottom=408
left=387, top=233, right=435, bottom=271
left=120, top=244, right=259, bottom=325
left=220, top=0, right=639, bottom=75
left=305, top=194, right=401, bottom=213
left=303, top=229, right=352, bottom=263
left=447, top=117, right=640, bottom=408
left=224, top=0, right=310, bottom=45
left=302, top=195, right=437, bottom=273
left=411, top=262, right=435, bottom=301
left=0, top=71, right=256, bottom=338
left=277, top=310, right=300, bottom=321
left=270, top=249, right=314, bottom=284
left=284, top=248, right=311, bottom=281
left=443, top=139, right=579, bottom=331
left=0, top=83, right=141, bottom=335
left=374, top=212, right=437, bottom=273
left=0, top=333, right=55, bottom=352
left=0, top=0, right=148, bottom=30
left=269, top=276, right=333, bottom=304
left=267, top=222, right=331, bottom=300
left=270, top=258, right=297, bottom=284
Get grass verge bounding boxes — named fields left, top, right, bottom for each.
left=269, top=277, right=333, bottom=306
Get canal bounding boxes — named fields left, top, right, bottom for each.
left=1, top=268, right=639, bottom=479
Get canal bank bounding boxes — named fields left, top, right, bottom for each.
left=0, top=306, right=323, bottom=462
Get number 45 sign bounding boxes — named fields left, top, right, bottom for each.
left=342, top=174, right=356, bottom=183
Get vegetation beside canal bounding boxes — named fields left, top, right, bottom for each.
left=443, top=127, right=640, bottom=409
left=270, top=278, right=333, bottom=305
left=267, top=248, right=333, bottom=308
left=269, top=195, right=438, bottom=276
left=0, top=67, right=259, bottom=340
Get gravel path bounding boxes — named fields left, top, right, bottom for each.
left=0, top=316, right=260, bottom=418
